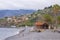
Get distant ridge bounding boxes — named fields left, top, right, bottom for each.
left=0, top=9, right=36, bottom=18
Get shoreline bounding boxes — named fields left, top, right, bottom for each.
left=5, top=28, right=60, bottom=40
left=0, top=27, right=24, bottom=40
left=5, top=27, right=25, bottom=40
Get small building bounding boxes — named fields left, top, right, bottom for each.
left=34, top=21, right=49, bottom=32
left=35, top=22, right=43, bottom=29
left=35, top=22, right=49, bottom=29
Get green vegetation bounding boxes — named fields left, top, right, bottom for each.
left=57, top=16, right=60, bottom=24
left=0, top=4, right=60, bottom=27
left=53, top=4, right=60, bottom=26
left=43, top=14, right=53, bottom=23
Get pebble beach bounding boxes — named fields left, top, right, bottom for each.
left=5, top=27, right=60, bottom=40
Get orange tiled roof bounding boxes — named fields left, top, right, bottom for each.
left=35, top=22, right=43, bottom=26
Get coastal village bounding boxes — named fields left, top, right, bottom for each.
left=0, top=4, right=60, bottom=32
left=0, top=1, right=60, bottom=40
left=0, top=14, right=30, bottom=27
left=0, top=0, right=60, bottom=40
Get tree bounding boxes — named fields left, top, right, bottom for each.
left=57, top=16, right=60, bottom=24
left=43, top=14, right=54, bottom=29
left=43, top=14, right=53, bottom=25
left=24, top=21, right=34, bottom=26
left=53, top=4, right=60, bottom=28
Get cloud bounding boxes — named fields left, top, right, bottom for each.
left=0, top=0, right=60, bottom=10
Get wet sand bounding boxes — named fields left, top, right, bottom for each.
left=5, top=27, right=60, bottom=40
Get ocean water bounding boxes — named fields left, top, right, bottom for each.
left=0, top=28, right=20, bottom=40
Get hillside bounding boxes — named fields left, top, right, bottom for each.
left=0, top=9, right=35, bottom=18
left=0, top=4, right=60, bottom=27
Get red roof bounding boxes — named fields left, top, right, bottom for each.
left=35, top=22, right=43, bottom=26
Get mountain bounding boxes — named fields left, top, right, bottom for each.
left=0, top=9, right=36, bottom=18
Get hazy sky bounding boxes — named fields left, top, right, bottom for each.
left=0, top=0, right=60, bottom=10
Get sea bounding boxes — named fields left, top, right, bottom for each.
left=0, top=28, right=21, bottom=40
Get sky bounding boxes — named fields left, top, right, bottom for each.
left=0, top=0, right=60, bottom=10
